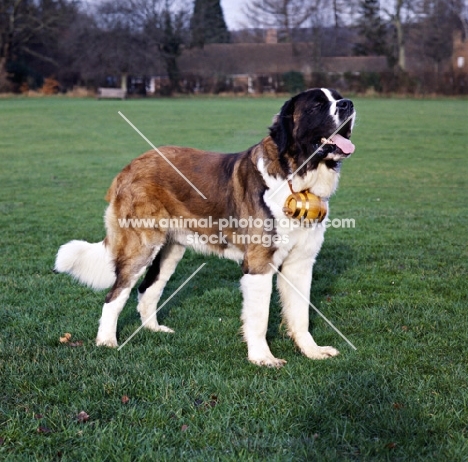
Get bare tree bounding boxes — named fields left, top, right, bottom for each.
left=242, top=0, right=320, bottom=42
left=0, top=0, right=77, bottom=90
left=82, top=0, right=189, bottom=93
left=379, top=0, right=417, bottom=72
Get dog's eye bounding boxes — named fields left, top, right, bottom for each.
left=307, top=102, right=321, bottom=112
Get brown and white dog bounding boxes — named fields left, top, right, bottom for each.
left=55, top=88, right=356, bottom=367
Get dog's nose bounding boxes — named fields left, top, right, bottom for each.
left=337, top=99, right=353, bottom=111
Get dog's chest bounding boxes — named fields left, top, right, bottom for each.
left=258, top=158, right=339, bottom=220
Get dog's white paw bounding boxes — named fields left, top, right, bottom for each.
left=249, top=355, right=287, bottom=368
left=293, top=333, right=339, bottom=359
left=302, top=345, right=340, bottom=360
left=145, top=324, right=174, bottom=334
left=96, top=336, right=118, bottom=348
left=247, top=340, right=287, bottom=367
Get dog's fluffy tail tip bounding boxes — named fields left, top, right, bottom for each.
left=54, top=240, right=116, bottom=290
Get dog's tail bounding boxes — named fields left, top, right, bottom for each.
left=54, top=239, right=116, bottom=290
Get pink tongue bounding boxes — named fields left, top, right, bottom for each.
left=330, top=134, right=355, bottom=154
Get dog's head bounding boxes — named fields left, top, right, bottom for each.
left=270, top=88, right=356, bottom=173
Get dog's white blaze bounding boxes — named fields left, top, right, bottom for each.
left=321, top=87, right=340, bottom=126
left=321, top=87, right=335, bottom=102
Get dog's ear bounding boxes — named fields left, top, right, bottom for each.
left=269, top=97, right=295, bottom=156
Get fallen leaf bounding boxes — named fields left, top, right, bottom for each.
left=34, top=413, right=44, bottom=419
left=59, top=333, right=72, bottom=343
left=37, top=426, right=53, bottom=434
left=121, top=395, right=130, bottom=404
left=393, top=403, right=404, bottom=410
left=77, top=411, right=90, bottom=423
left=69, top=341, right=83, bottom=347
left=386, top=442, right=397, bottom=449
left=208, top=394, right=218, bottom=408
left=401, top=326, right=408, bottom=331
left=181, top=424, right=188, bottom=432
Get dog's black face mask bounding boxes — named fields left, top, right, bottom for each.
left=270, top=88, right=356, bottom=174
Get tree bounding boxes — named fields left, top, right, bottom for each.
left=243, top=0, right=319, bottom=43
left=82, top=0, right=189, bottom=94
left=190, top=0, right=230, bottom=47
left=416, top=0, right=467, bottom=81
left=158, top=8, right=188, bottom=92
left=354, top=0, right=388, bottom=57
left=0, top=0, right=78, bottom=90
left=354, top=0, right=415, bottom=71
left=377, top=0, right=419, bottom=72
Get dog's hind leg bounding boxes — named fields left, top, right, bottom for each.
left=96, top=241, right=163, bottom=348
left=136, top=243, right=186, bottom=333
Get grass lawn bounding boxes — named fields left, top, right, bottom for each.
left=0, top=94, right=467, bottom=460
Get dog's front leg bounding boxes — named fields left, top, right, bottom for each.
left=278, top=256, right=339, bottom=360
left=240, top=273, right=286, bottom=367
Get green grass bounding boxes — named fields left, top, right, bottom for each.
left=0, top=95, right=467, bottom=461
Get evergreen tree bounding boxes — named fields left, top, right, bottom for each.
left=191, top=0, right=230, bottom=48
left=354, top=0, right=387, bottom=57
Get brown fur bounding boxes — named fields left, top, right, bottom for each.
left=104, top=139, right=279, bottom=303
left=55, top=88, right=356, bottom=363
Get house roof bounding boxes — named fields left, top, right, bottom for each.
left=178, top=43, right=387, bottom=76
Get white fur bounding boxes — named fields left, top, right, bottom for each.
left=170, top=228, right=244, bottom=263
left=321, top=87, right=339, bottom=126
left=278, top=246, right=339, bottom=359
left=290, top=162, right=340, bottom=199
left=240, top=273, right=286, bottom=367
left=137, top=244, right=186, bottom=332
left=96, top=288, right=131, bottom=347
left=54, top=240, right=115, bottom=290
left=96, top=264, right=149, bottom=347
left=257, top=145, right=341, bottom=362
left=258, top=157, right=339, bottom=217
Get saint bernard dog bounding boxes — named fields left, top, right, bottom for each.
left=55, top=88, right=356, bottom=367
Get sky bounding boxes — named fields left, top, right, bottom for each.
left=220, top=0, right=249, bottom=30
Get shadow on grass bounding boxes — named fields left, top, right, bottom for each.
left=268, top=242, right=356, bottom=340
left=116, top=242, right=355, bottom=346
left=116, top=252, right=243, bottom=338
left=289, top=369, right=429, bottom=459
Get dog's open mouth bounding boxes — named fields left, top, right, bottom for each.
left=318, top=115, right=355, bottom=158
left=321, top=133, right=355, bottom=156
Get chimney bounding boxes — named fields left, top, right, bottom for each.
left=265, top=29, right=278, bottom=44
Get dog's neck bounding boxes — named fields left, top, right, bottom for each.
left=257, top=137, right=340, bottom=199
